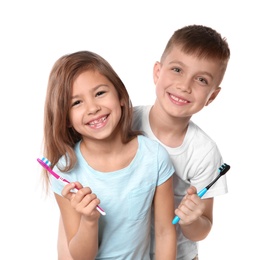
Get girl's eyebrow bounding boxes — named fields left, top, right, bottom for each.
left=71, top=84, right=110, bottom=99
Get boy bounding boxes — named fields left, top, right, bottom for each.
left=133, top=24, right=230, bottom=259
left=58, top=24, right=230, bottom=259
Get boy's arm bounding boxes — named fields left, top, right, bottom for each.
left=175, top=186, right=213, bottom=241
left=154, top=176, right=177, bottom=260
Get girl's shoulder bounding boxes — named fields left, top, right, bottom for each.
left=137, top=134, right=158, bottom=146
left=137, top=135, right=169, bottom=158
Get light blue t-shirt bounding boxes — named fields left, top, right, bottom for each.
left=51, top=135, right=174, bottom=260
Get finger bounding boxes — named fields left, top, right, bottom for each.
left=73, top=181, right=84, bottom=190
left=68, top=187, right=91, bottom=207
left=75, top=194, right=101, bottom=216
left=77, top=192, right=98, bottom=208
left=61, top=183, right=77, bottom=199
left=187, top=185, right=197, bottom=195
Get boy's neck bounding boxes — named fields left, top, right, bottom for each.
left=149, top=105, right=190, bottom=147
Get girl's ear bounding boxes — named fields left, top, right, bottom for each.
left=206, top=87, right=221, bottom=106
left=120, top=99, right=125, bottom=107
left=153, top=61, right=161, bottom=84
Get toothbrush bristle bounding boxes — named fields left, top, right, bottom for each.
left=219, top=163, right=230, bottom=175
left=42, top=157, right=51, bottom=166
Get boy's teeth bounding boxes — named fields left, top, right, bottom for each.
left=171, top=94, right=187, bottom=103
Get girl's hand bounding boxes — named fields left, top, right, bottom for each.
left=62, top=182, right=101, bottom=221
left=174, top=186, right=206, bottom=225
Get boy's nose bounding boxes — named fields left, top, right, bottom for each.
left=176, top=78, right=192, bottom=93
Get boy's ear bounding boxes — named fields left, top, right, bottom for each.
left=153, top=61, right=161, bottom=84
left=206, top=87, right=221, bottom=106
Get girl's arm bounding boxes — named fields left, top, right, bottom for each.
left=154, top=176, right=177, bottom=260
left=58, top=217, right=73, bottom=260
left=55, top=182, right=100, bottom=260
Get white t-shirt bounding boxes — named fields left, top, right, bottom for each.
left=133, top=105, right=228, bottom=260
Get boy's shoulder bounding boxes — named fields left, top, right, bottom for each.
left=188, top=120, right=218, bottom=148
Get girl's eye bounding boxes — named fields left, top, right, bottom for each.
left=71, top=100, right=81, bottom=107
left=96, top=91, right=106, bottom=97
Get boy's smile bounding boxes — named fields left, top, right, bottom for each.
left=153, top=46, right=223, bottom=118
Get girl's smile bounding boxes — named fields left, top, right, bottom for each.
left=86, top=115, right=108, bottom=129
left=69, top=70, right=123, bottom=140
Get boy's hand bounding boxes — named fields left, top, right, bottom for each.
left=62, top=182, right=100, bottom=221
left=174, top=186, right=206, bottom=225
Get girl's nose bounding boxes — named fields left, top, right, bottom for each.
left=87, top=103, right=101, bottom=115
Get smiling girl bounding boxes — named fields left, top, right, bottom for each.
left=41, top=51, right=176, bottom=260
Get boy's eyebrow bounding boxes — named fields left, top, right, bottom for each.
left=169, top=60, right=214, bottom=79
left=196, top=71, right=213, bottom=79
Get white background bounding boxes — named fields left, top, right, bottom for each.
left=1, top=1, right=274, bottom=259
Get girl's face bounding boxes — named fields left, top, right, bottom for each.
left=69, top=70, right=123, bottom=142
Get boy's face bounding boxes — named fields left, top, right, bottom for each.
left=153, top=46, right=225, bottom=118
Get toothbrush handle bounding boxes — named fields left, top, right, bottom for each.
left=197, top=187, right=207, bottom=198
left=172, top=187, right=208, bottom=224
left=172, top=216, right=180, bottom=225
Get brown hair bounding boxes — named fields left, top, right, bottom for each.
left=42, top=51, right=141, bottom=188
left=161, top=25, right=230, bottom=69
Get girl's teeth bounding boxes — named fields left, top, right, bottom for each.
left=89, top=116, right=107, bottom=125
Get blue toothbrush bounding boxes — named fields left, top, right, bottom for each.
left=172, top=163, right=230, bottom=225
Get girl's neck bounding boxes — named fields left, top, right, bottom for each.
left=80, top=136, right=138, bottom=172
left=80, top=133, right=123, bottom=155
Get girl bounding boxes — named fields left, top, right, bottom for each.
left=41, top=51, right=176, bottom=260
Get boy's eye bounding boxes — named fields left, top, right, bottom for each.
left=197, top=77, right=208, bottom=85
left=172, top=67, right=181, bottom=73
